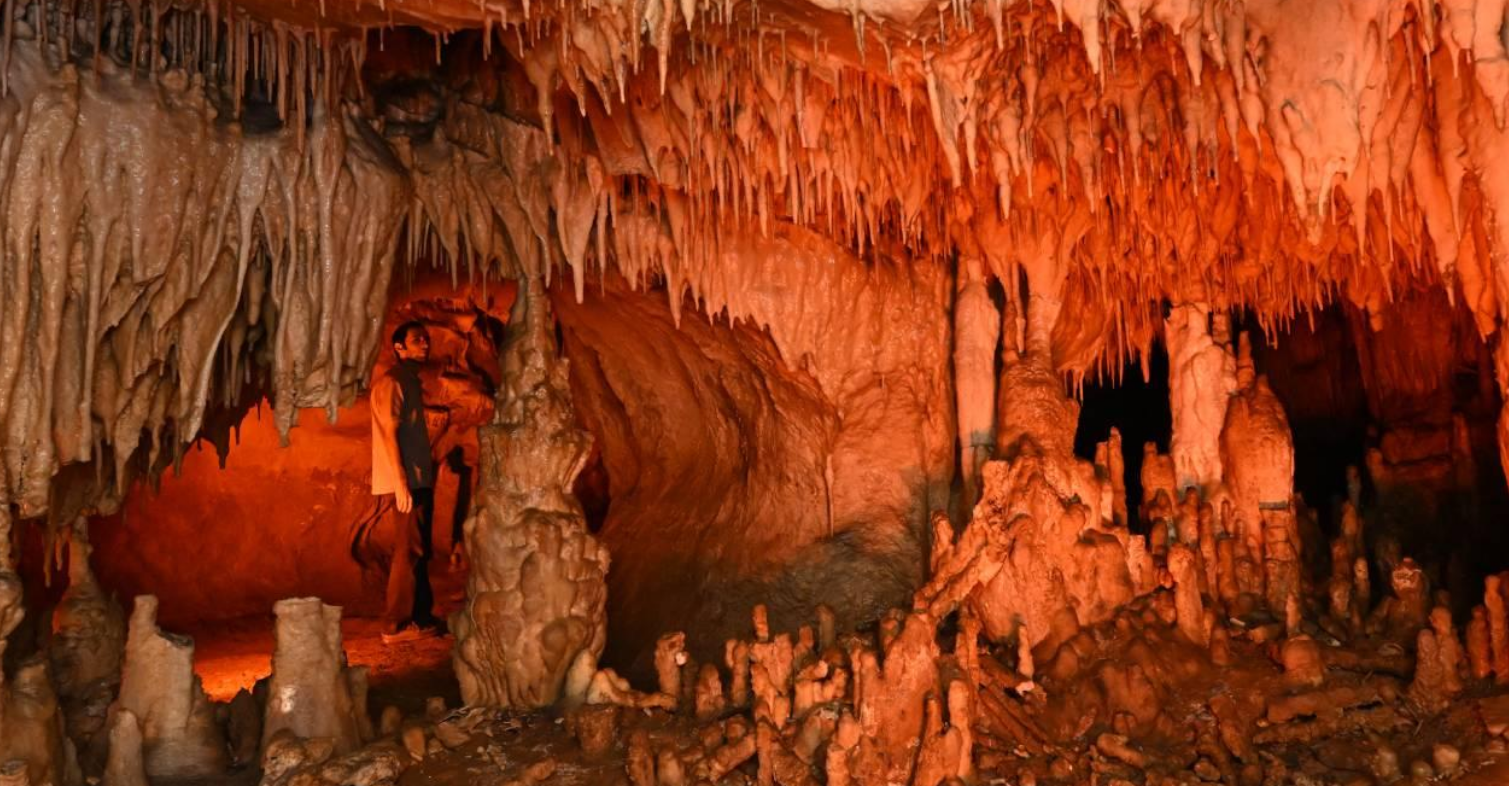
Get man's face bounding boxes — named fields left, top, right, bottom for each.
left=395, top=328, right=431, bottom=362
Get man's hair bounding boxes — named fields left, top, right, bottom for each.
left=391, top=320, right=426, bottom=349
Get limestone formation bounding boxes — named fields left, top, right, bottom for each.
left=0, top=657, right=76, bottom=786
left=452, top=276, right=610, bottom=709
left=100, top=710, right=147, bottom=786
left=261, top=598, right=368, bottom=754
left=1220, top=337, right=1296, bottom=559
left=112, top=596, right=227, bottom=779
left=955, top=256, right=1001, bottom=507
left=1166, top=303, right=1236, bottom=494
left=1, top=0, right=1509, bottom=784
left=1169, top=545, right=1206, bottom=647
left=654, top=632, right=687, bottom=708
left=0, top=510, right=76, bottom=786
left=48, top=518, right=125, bottom=767
left=1489, top=575, right=1509, bottom=683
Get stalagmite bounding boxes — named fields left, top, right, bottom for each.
left=1409, top=629, right=1448, bottom=712
left=1488, top=575, right=1509, bottom=682
left=453, top=275, right=610, bottom=709
left=1140, top=447, right=1177, bottom=513
left=655, top=632, right=687, bottom=709
left=1372, top=559, right=1429, bottom=642
left=260, top=598, right=368, bottom=754
left=1220, top=336, right=1296, bottom=560
left=101, top=710, right=147, bottom=786
left=112, top=596, right=227, bottom=779
left=0, top=510, right=70, bottom=786
left=850, top=612, right=939, bottom=784
left=0, top=658, right=75, bottom=786
left=1165, top=303, right=1236, bottom=493
left=7, top=0, right=1509, bottom=782
left=1169, top=544, right=1207, bottom=647
left=726, top=640, right=751, bottom=708
left=912, top=680, right=973, bottom=786
left=49, top=518, right=124, bottom=767
left=954, top=255, right=1000, bottom=507
left=693, top=664, right=725, bottom=721
left=1262, top=507, right=1302, bottom=618
left=1430, top=607, right=1464, bottom=697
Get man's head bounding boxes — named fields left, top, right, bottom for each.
left=392, top=321, right=430, bottom=362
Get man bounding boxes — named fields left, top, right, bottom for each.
left=372, top=320, right=442, bottom=642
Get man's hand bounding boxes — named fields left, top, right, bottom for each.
left=395, top=484, right=413, bottom=514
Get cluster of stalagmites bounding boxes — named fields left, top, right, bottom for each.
left=491, top=298, right=1504, bottom=785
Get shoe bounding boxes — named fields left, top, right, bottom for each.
left=381, top=624, right=429, bottom=645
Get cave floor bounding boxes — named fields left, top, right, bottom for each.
left=177, top=591, right=1509, bottom=785
left=191, top=616, right=462, bottom=714
left=189, top=551, right=469, bottom=716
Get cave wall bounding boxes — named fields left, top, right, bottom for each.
left=90, top=401, right=386, bottom=625
left=554, top=222, right=953, bottom=672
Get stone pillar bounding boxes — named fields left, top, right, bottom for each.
left=955, top=257, right=1000, bottom=508
left=261, top=598, right=367, bottom=754
left=1165, top=304, right=1236, bottom=494
left=1220, top=334, right=1295, bottom=561
left=452, top=276, right=610, bottom=708
left=112, top=597, right=227, bottom=779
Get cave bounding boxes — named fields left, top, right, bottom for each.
left=8, top=0, right=1509, bottom=784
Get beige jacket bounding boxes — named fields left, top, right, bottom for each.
left=370, top=372, right=408, bottom=496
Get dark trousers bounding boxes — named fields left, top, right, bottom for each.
left=384, top=487, right=436, bottom=627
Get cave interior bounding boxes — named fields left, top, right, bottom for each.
left=5, top=0, right=1509, bottom=784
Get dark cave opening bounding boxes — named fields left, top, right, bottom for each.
left=1073, top=343, right=1172, bottom=532
left=1253, top=298, right=1509, bottom=616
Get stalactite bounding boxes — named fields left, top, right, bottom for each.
left=0, top=24, right=406, bottom=518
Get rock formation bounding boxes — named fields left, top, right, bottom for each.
left=48, top=518, right=125, bottom=769
left=1221, top=337, right=1297, bottom=562
left=1166, top=303, right=1237, bottom=494
left=111, top=596, right=227, bottom=779
left=452, top=275, right=610, bottom=708
left=100, top=710, right=148, bottom=786
left=261, top=598, right=370, bottom=754
left=0, top=0, right=1508, bottom=783
left=0, top=510, right=77, bottom=786
left=955, top=255, right=1001, bottom=507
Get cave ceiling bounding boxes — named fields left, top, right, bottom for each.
left=2, top=0, right=1509, bottom=517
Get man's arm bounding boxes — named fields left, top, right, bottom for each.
left=371, top=374, right=413, bottom=513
